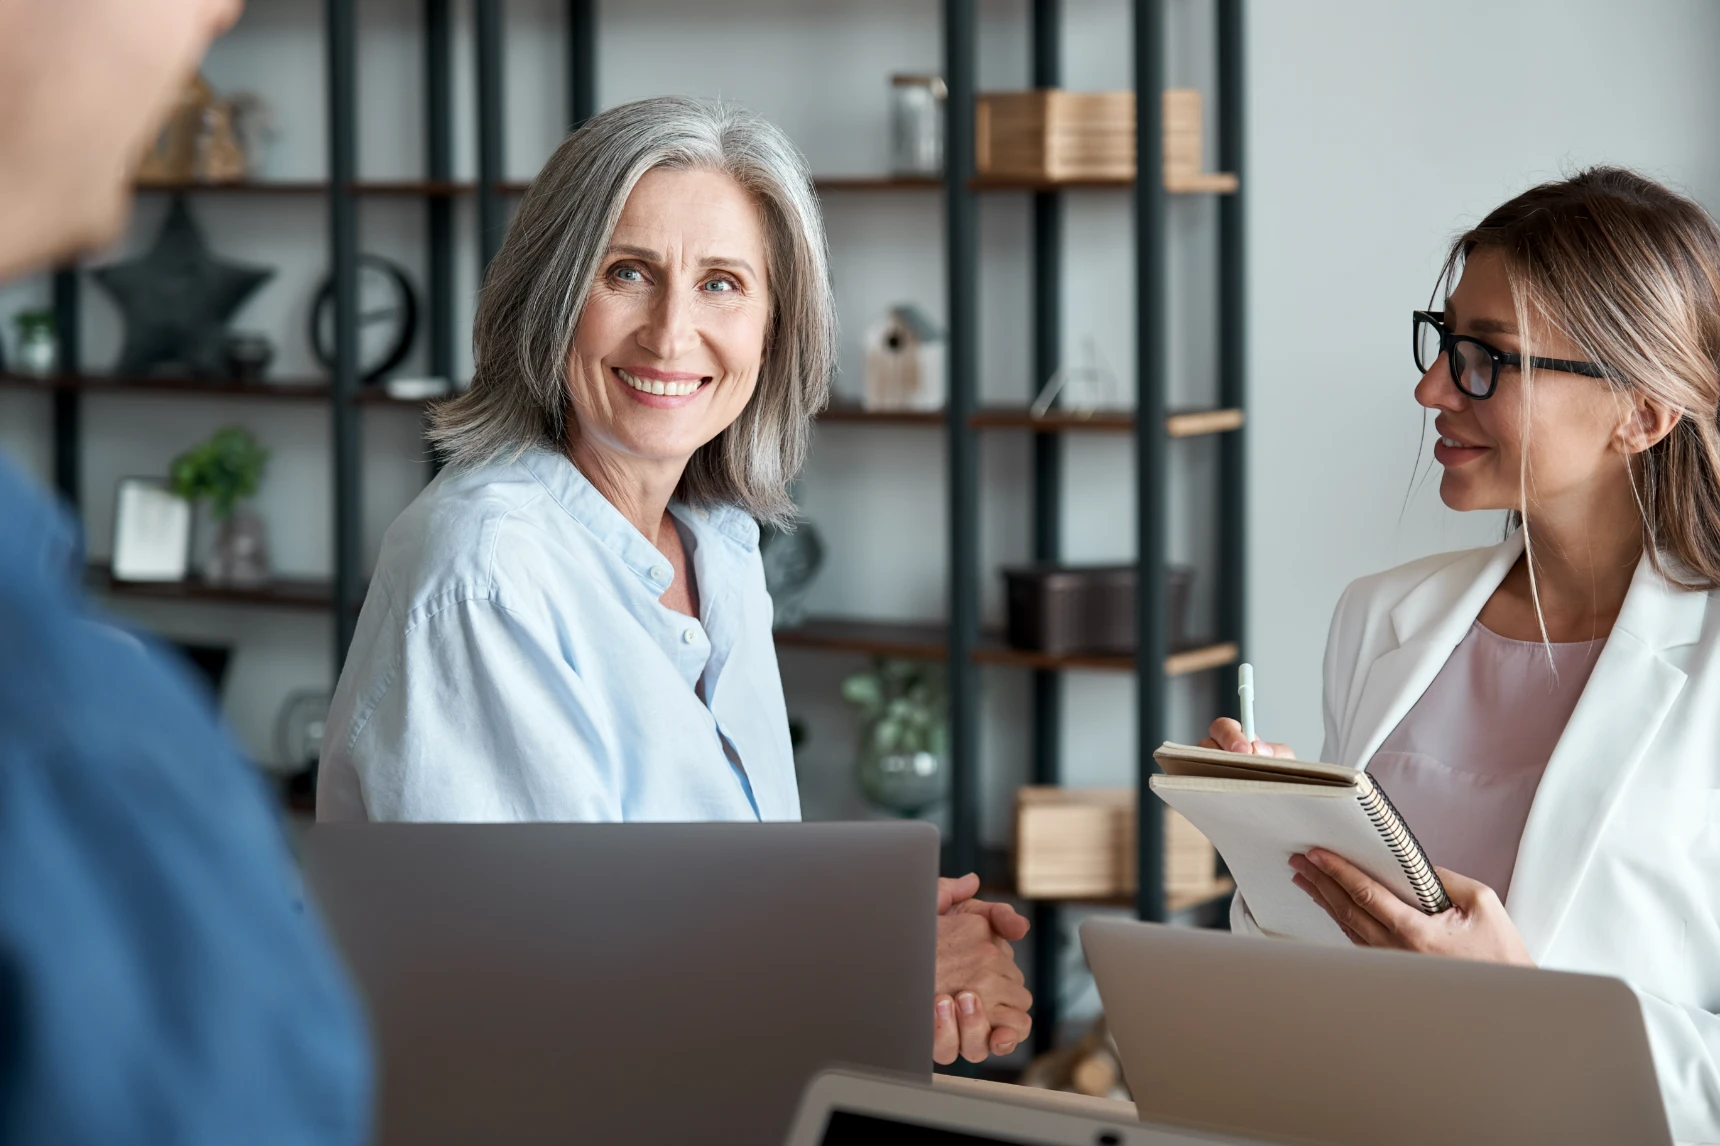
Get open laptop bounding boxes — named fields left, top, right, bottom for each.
left=1082, top=919, right=1673, bottom=1146
left=782, top=1068, right=1287, bottom=1146
left=301, top=822, right=937, bottom=1146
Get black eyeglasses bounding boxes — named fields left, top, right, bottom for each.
left=1413, top=310, right=1612, bottom=399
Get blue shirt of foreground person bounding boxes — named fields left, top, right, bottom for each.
left=0, top=0, right=369, bottom=1134
left=0, top=454, right=370, bottom=1143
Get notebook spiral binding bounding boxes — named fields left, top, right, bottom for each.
left=1357, top=778, right=1452, bottom=914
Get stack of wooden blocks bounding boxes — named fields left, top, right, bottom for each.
left=1160, top=88, right=1238, bottom=193
left=971, top=88, right=1239, bottom=192
left=1014, top=786, right=1218, bottom=901
left=974, top=90, right=1135, bottom=183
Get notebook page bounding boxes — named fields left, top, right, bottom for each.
left=1150, top=777, right=1429, bottom=945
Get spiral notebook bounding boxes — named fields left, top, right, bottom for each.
left=1149, top=742, right=1450, bottom=945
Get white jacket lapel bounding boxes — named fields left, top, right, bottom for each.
left=1339, top=536, right=1523, bottom=769
left=1507, top=555, right=1705, bottom=958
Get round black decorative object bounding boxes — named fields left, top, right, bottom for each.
left=91, top=196, right=274, bottom=378
left=311, top=255, right=418, bottom=383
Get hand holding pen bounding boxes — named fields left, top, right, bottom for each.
left=1198, top=662, right=1298, bottom=758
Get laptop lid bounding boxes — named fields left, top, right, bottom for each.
left=302, top=822, right=937, bottom=1146
left=1081, top=919, right=1671, bottom=1146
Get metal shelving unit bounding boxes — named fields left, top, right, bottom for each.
left=33, top=0, right=1246, bottom=1061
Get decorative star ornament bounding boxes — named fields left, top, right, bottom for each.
left=91, top=196, right=274, bottom=378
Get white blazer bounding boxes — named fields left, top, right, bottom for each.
left=1234, top=531, right=1720, bottom=1143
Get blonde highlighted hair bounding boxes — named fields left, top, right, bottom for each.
left=1438, top=166, right=1720, bottom=590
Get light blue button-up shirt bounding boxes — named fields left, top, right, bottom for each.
left=317, top=448, right=800, bottom=824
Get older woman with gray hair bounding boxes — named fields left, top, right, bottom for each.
left=318, top=95, right=1029, bottom=1064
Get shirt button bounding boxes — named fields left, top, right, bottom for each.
left=650, top=565, right=670, bottom=582
left=682, top=627, right=699, bottom=644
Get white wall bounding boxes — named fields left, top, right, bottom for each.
left=1247, top=0, right=1720, bottom=756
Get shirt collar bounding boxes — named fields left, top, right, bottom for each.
left=518, top=448, right=759, bottom=581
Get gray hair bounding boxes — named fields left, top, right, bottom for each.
left=428, top=95, right=836, bottom=525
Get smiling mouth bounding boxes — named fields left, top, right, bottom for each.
left=1439, top=436, right=1483, bottom=449
left=615, top=367, right=708, bottom=398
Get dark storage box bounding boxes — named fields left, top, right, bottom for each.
left=1001, top=564, right=1194, bottom=656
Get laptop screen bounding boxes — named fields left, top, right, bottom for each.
left=821, top=1110, right=1055, bottom=1145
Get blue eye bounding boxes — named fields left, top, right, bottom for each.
left=702, top=278, right=737, bottom=292
left=612, top=265, right=644, bottom=282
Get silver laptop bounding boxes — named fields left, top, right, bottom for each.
left=1082, top=919, right=1672, bottom=1146
left=782, top=1068, right=1288, bottom=1145
left=302, top=822, right=937, bottom=1146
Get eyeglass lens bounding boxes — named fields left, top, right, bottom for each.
left=1414, top=315, right=1442, bottom=374
left=1415, top=315, right=1494, bottom=398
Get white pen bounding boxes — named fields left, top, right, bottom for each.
left=1238, top=662, right=1256, bottom=744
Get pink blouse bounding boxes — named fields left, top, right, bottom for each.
left=1367, top=622, right=1605, bottom=901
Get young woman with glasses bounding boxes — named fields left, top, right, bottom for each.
left=1205, top=167, right=1720, bottom=1139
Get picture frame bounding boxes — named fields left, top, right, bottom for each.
left=111, top=476, right=192, bottom=582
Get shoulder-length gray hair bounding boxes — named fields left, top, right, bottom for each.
left=428, top=95, right=835, bottom=525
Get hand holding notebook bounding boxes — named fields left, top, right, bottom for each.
left=1150, top=740, right=1451, bottom=945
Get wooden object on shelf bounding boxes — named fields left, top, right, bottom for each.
left=1019, top=1017, right=1130, bottom=1102
left=1014, top=786, right=1215, bottom=900
left=974, top=90, right=1135, bottom=184
left=1165, top=407, right=1244, bottom=437
left=1161, top=89, right=1238, bottom=194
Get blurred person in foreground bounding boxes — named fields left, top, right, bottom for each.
left=0, top=2, right=369, bottom=1143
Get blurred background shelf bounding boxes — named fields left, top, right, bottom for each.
left=0, top=371, right=444, bottom=407
left=88, top=563, right=335, bottom=611
left=774, top=618, right=1238, bottom=677
left=0, top=370, right=329, bottom=401
left=817, top=402, right=1244, bottom=437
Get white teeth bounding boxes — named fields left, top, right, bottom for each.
left=617, top=369, right=702, bottom=398
left=1441, top=437, right=1474, bottom=448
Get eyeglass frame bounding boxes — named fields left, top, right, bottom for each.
left=1412, top=310, right=1612, bottom=400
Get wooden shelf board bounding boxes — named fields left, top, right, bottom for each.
left=814, top=175, right=943, bottom=193
left=1166, top=407, right=1245, bottom=438
left=972, top=174, right=1134, bottom=191
left=1164, top=172, right=1240, bottom=195
left=773, top=617, right=947, bottom=660
left=1164, top=641, right=1240, bottom=677
left=774, top=618, right=1237, bottom=677
left=971, top=407, right=1133, bottom=431
left=133, top=180, right=497, bottom=197
left=0, top=371, right=330, bottom=401
left=127, top=172, right=1235, bottom=199
left=352, top=179, right=474, bottom=197
left=0, top=372, right=461, bottom=408
left=88, top=564, right=334, bottom=610
left=134, top=180, right=328, bottom=196
left=820, top=404, right=1244, bottom=437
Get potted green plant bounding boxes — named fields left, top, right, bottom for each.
left=169, top=426, right=271, bottom=586
left=12, top=309, right=56, bottom=377
left=841, top=657, right=949, bottom=817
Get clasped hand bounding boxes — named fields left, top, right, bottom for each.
left=932, top=873, right=1031, bottom=1064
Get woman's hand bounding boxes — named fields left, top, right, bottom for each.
left=1199, top=717, right=1296, bottom=759
left=932, top=874, right=1032, bottom=1063
left=1289, top=848, right=1534, bottom=966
